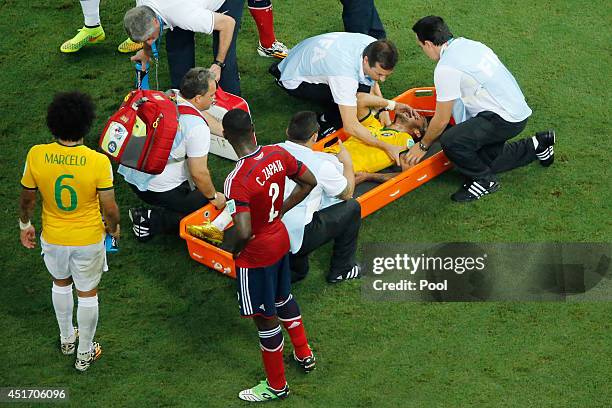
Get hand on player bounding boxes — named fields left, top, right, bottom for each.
left=404, top=143, right=427, bottom=167
left=130, top=50, right=150, bottom=69
left=335, top=140, right=353, bottom=166
left=383, top=143, right=403, bottom=166
left=209, top=63, right=222, bottom=82
left=395, top=102, right=419, bottom=119
left=20, top=225, right=36, bottom=249
left=211, top=192, right=227, bottom=210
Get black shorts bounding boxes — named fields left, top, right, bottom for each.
left=236, top=254, right=292, bottom=318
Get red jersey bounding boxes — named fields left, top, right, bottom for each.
left=224, top=145, right=307, bottom=268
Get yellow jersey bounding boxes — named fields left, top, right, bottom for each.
left=325, top=114, right=415, bottom=173
left=21, top=142, right=114, bottom=246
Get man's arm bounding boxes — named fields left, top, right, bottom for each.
left=202, top=111, right=223, bottom=136
left=339, top=104, right=403, bottom=165
left=227, top=211, right=252, bottom=258
left=281, top=167, right=317, bottom=217
left=131, top=44, right=152, bottom=69
left=404, top=100, right=454, bottom=166
left=188, top=155, right=226, bottom=209
left=98, top=189, right=120, bottom=238
left=19, top=189, right=37, bottom=249
left=354, top=171, right=399, bottom=185
left=334, top=141, right=355, bottom=200
left=209, top=13, right=236, bottom=81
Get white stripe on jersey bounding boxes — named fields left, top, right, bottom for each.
left=224, top=159, right=245, bottom=197
left=241, top=267, right=253, bottom=315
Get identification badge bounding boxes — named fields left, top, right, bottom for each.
left=226, top=199, right=237, bottom=215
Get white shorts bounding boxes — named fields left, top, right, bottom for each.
left=40, top=237, right=107, bottom=292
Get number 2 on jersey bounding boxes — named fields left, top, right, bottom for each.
left=268, top=182, right=280, bottom=222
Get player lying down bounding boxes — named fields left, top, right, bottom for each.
left=324, top=101, right=428, bottom=185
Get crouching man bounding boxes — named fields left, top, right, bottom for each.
left=120, top=67, right=226, bottom=241
left=278, top=111, right=362, bottom=283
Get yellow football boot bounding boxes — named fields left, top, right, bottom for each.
left=118, top=38, right=144, bottom=53
left=60, top=26, right=105, bottom=53
left=187, top=221, right=224, bottom=246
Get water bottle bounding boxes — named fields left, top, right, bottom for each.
left=105, top=233, right=119, bottom=253
left=135, top=61, right=150, bottom=90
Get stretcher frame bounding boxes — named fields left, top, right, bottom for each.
left=179, top=87, right=452, bottom=278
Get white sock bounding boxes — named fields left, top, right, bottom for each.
left=80, top=0, right=101, bottom=27
left=532, top=136, right=539, bottom=150
left=52, top=283, right=75, bottom=340
left=212, top=207, right=233, bottom=230
left=77, top=295, right=99, bottom=354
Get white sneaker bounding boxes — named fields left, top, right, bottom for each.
left=257, top=41, right=289, bottom=59
left=75, top=342, right=102, bottom=372
left=60, top=328, right=78, bottom=355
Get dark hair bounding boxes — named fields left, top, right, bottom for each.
left=222, top=109, right=254, bottom=144
left=180, top=67, right=216, bottom=99
left=287, top=111, right=319, bottom=142
left=362, top=40, right=398, bottom=70
left=412, top=16, right=453, bottom=46
left=46, top=91, right=95, bottom=142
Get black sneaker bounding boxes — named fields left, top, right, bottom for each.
left=128, top=208, right=153, bottom=242
left=327, top=263, right=362, bottom=283
left=293, top=349, right=316, bottom=373
left=451, top=180, right=500, bottom=202
left=535, top=129, right=555, bottom=167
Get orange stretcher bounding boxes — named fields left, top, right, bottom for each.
left=179, top=87, right=452, bottom=278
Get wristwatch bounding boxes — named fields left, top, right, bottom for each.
left=206, top=192, right=218, bottom=201
left=418, top=141, right=430, bottom=152
left=213, top=60, right=226, bottom=69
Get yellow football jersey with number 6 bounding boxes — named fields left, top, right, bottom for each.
left=21, top=142, right=114, bottom=246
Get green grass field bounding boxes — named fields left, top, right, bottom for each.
left=1, top=0, right=611, bottom=406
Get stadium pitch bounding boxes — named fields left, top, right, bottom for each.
left=1, top=0, right=610, bottom=406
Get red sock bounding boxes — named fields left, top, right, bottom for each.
left=249, top=5, right=276, bottom=48
left=282, top=318, right=311, bottom=360
left=259, top=327, right=286, bottom=390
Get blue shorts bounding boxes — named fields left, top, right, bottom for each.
left=236, top=254, right=291, bottom=318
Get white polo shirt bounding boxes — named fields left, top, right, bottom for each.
left=434, top=38, right=531, bottom=123
left=146, top=94, right=211, bottom=192
left=278, top=32, right=376, bottom=106
left=278, top=141, right=347, bottom=253
left=137, top=0, right=224, bottom=35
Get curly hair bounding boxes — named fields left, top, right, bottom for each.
left=46, top=91, right=96, bottom=142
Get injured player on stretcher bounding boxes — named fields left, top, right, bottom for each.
left=324, top=94, right=429, bottom=185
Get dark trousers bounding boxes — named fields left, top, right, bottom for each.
left=340, top=0, right=386, bottom=39
left=290, top=199, right=361, bottom=282
left=165, top=0, right=244, bottom=95
left=269, top=61, right=370, bottom=130
left=439, top=111, right=535, bottom=183
left=129, top=181, right=209, bottom=234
